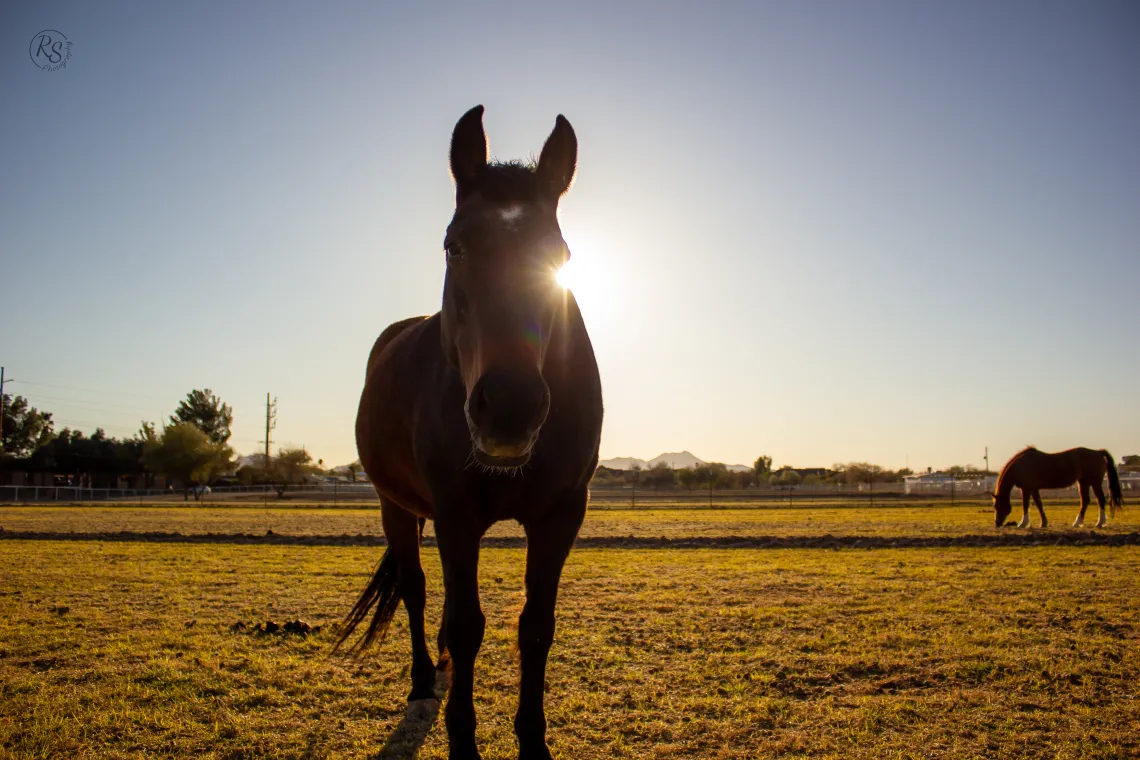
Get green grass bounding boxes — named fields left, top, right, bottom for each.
left=2, top=538, right=1138, bottom=758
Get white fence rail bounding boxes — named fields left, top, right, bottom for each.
left=0, top=486, right=173, bottom=502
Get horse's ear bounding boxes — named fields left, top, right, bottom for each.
left=537, top=114, right=577, bottom=199
left=450, top=105, right=487, bottom=199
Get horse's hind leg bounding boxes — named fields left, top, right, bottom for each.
left=1091, top=481, right=1108, bottom=528
left=1018, top=490, right=1031, bottom=529
left=1030, top=494, right=1044, bottom=528
left=381, top=502, right=437, bottom=703
left=436, top=598, right=450, bottom=670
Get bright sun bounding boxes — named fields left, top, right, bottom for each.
left=551, top=232, right=622, bottom=331
left=555, top=259, right=579, bottom=291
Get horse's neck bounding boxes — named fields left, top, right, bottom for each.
left=995, top=462, right=1021, bottom=496
left=545, top=299, right=597, bottom=390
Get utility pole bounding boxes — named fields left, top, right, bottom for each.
left=262, top=393, right=277, bottom=462
left=984, top=447, right=989, bottom=475
left=0, top=367, right=11, bottom=452
left=259, top=394, right=277, bottom=507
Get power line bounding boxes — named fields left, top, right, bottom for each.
left=15, top=392, right=166, bottom=415
left=10, top=379, right=174, bottom=403
left=47, top=418, right=142, bottom=436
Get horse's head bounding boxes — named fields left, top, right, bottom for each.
left=440, top=106, right=577, bottom=469
left=993, top=493, right=1011, bottom=528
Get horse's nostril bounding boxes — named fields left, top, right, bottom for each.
left=474, top=383, right=494, bottom=421
left=467, top=382, right=494, bottom=428
left=468, top=368, right=549, bottom=438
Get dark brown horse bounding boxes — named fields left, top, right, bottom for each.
left=993, top=447, right=1123, bottom=529
left=336, top=106, right=603, bottom=760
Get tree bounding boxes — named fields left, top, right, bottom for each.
left=840, top=463, right=885, bottom=486
left=709, top=463, right=733, bottom=489
left=693, top=463, right=714, bottom=489
left=769, top=467, right=802, bottom=487
left=641, top=462, right=676, bottom=490
left=1, top=394, right=54, bottom=458
left=753, top=455, right=772, bottom=479
left=171, top=389, right=233, bottom=445
left=237, top=453, right=271, bottom=485
left=27, top=427, right=147, bottom=487
left=677, top=467, right=700, bottom=490
left=590, top=465, right=625, bottom=487
left=1120, top=455, right=1139, bottom=471
left=345, top=459, right=362, bottom=482
left=145, top=422, right=234, bottom=500
left=270, top=447, right=319, bottom=497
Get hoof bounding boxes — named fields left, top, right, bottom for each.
left=406, top=698, right=439, bottom=723
left=432, top=668, right=451, bottom=697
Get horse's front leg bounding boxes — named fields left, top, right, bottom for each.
left=1091, top=482, right=1108, bottom=528
left=1074, top=482, right=1090, bottom=528
left=515, top=491, right=587, bottom=760
left=1032, top=490, right=1047, bottom=529
left=1017, top=490, right=1031, bottom=529
left=435, top=516, right=486, bottom=760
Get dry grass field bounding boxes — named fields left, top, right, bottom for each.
left=2, top=499, right=1138, bottom=540
left=1, top=505, right=1138, bottom=758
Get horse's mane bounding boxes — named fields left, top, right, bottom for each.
left=994, top=446, right=1036, bottom=494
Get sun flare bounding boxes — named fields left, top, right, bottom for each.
left=555, top=260, right=579, bottom=291
left=551, top=232, right=624, bottom=332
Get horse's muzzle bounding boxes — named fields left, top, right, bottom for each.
left=470, top=437, right=537, bottom=468
left=465, top=366, right=550, bottom=468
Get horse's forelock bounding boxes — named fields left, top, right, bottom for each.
left=467, top=162, right=544, bottom=205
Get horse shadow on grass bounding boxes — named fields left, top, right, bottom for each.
left=370, top=671, right=449, bottom=759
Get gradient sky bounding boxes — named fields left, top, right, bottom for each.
left=2, top=1, right=1138, bottom=472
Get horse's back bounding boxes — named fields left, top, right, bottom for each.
left=1011, top=446, right=1106, bottom=490
left=364, top=316, right=432, bottom=380
left=356, top=315, right=437, bottom=516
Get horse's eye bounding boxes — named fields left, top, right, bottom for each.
left=445, top=242, right=464, bottom=263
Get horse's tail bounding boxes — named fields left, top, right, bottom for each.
left=333, top=547, right=401, bottom=654
left=1101, top=450, right=1124, bottom=516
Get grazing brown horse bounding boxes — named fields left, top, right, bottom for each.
left=993, top=447, right=1123, bottom=529
left=336, top=106, right=603, bottom=760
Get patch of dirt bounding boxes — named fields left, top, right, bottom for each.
left=229, top=618, right=321, bottom=637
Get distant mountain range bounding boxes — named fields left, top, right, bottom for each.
left=599, top=451, right=752, bottom=473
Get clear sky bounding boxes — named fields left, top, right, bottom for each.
left=2, top=1, right=1138, bottom=472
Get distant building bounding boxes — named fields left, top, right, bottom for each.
left=1119, top=472, right=1140, bottom=491
left=904, top=472, right=996, bottom=494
